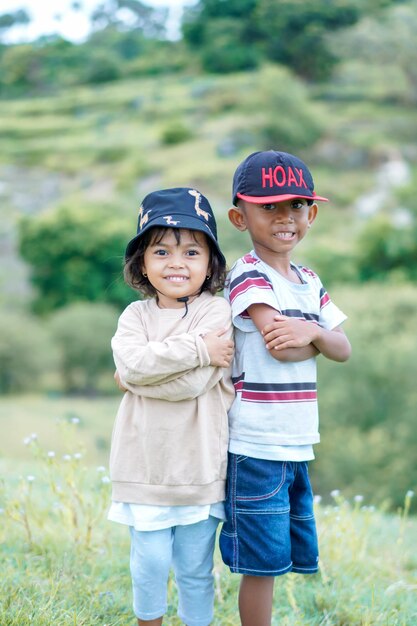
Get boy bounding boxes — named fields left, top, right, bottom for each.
left=219, top=150, right=351, bottom=626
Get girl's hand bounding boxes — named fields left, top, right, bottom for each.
left=114, top=370, right=128, bottom=392
left=262, top=315, right=318, bottom=351
left=202, top=328, right=234, bottom=368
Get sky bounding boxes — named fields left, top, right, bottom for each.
left=0, top=0, right=197, bottom=42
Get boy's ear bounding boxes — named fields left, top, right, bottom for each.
left=308, top=203, right=318, bottom=227
left=228, top=206, right=247, bottom=231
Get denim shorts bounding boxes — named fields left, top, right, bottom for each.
left=219, top=454, right=319, bottom=576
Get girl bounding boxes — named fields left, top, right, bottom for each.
left=108, top=187, right=235, bottom=626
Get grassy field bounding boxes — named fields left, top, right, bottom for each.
left=0, top=394, right=119, bottom=466
left=1, top=395, right=416, bottom=625
left=1, top=57, right=417, bottom=623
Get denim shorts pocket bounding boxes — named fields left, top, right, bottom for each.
left=234, top=457, right=289, bottom=512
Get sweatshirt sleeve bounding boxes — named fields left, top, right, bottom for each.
left=121, top=297, right=233, bottom=399
left=119, top=365, right=227, bottom=401
left=111, top=304, right=211, bottom=386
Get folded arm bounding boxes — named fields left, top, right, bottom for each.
left=112, top=299, right=233, bottom=385
left=247, top=304, right=318, bottom=362
left=117, top=364, right=227, bottom=401
left=260, top=311, right=351, bottom=362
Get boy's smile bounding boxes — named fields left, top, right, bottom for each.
left=229, top=198, right=317, bottom=270
left=142, top=228, right=211, bottom=308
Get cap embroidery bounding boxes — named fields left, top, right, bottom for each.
left=188, top=189, right=210, bottom=221
left=163, top=215, right=180, bottom=225
left=138, top=205, right=151, bottom=230
left=261, top=166, right=308, bottom=189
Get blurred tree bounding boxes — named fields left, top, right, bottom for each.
left=0, top=37, right=93, bottom=92
left=330, top=0, right=417, bottom=104
left=0, top=8, right=30, bottom=40
left=182, top=0, right=405, bottom=80
left=356, top=174, right=417, bottom=281
left=90, top=0, right=167, bottom=38
left=18, top=204, right=135, bottom=315
left=255, top=0, right=360, bottom=81
left=49, top=302, right=117, bottom=394
left=182, top=0, right=260, bottom=73
left=0, top=310, right=56, bottom=394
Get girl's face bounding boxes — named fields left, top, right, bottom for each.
left=142, top=229, right=211, bottom=308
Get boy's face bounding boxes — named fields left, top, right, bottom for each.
left=228, top=198, right=317, bottom=262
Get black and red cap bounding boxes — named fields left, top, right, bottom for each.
left=125, top=187, right=226, bottom=266
left=232, top=150, right=329, bottom=205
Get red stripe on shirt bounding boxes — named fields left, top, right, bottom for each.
left=229, top=276, right=272, bottom=303
left=241, top=390, right=317, bottom=403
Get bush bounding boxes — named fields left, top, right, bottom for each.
left=243, top=66, right=323, bottom=152
left=49, top=302, right=118, bottom=394
left=160, top=119, right=193, bottom=145
left=0, top=310, right=56, bottom=394
left=81, top=49, right=122, bottom=84
left=18, top=203, right=135, bottom=315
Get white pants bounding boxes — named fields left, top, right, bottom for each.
left=129, top=516, right=219, bottom=626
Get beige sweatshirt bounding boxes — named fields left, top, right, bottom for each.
left=110, top=291, right=235, bottom=506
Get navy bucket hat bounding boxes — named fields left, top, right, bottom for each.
left=232, top=150, right=329, bottom=205
left=125, top=187, right=226, bottom=266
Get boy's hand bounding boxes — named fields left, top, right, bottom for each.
left=114, top=370, right=128, bottom=392
left=262, top=315, right=319, bottom=351
left=202, top=328, right=234, bottom=368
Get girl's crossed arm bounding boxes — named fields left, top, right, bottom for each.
left=115, top=328, right=233, bottom=401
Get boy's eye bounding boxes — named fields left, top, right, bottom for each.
left=261, top=204, right=276, bottom=211
left=291, top=200, right=305, bottom=209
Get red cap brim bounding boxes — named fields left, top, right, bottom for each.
left=236, top=192, right=329, bottom=203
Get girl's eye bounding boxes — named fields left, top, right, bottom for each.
left=186, top=249, right=199, bottom=256
left=154, top=249, right=168, bottom=256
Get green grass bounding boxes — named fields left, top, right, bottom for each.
left=1, top=402, right=416, bottom=625
left=0, top=394, right=119, bottom=465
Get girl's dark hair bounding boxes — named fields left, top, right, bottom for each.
left=124, top=227, right=227, bottom=298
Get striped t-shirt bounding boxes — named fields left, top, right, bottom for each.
left=225, top=251, right=347, bottom=456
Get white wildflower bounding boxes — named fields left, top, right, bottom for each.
left=96, top=466, right=106, bottom=473
left=47, top=451, right=55, bottom=458
left=330, top=489, right=340, bottom=499
left=406, top=490, right=414, bottom=498
left=63, top=454, right=72, bottom=461
left=74, top=452, right=82, bottom=460
left=71, top=417, right=80, bottom=424
left=26, top=475, right=35, bottom=482
left=23, top=437, right=32, bottom=446
left=313, top=495, right=322, bottom=504
left=354, top=494, right=364, bottom=503
left=101, top=476, right=111, bottom=484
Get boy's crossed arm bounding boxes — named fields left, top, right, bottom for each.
left=248, top=304, right=351, bottom=363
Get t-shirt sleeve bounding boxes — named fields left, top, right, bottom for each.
left=317, top=282, right=347, bottom=330
left=227, top=262, right=278, bottom=332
